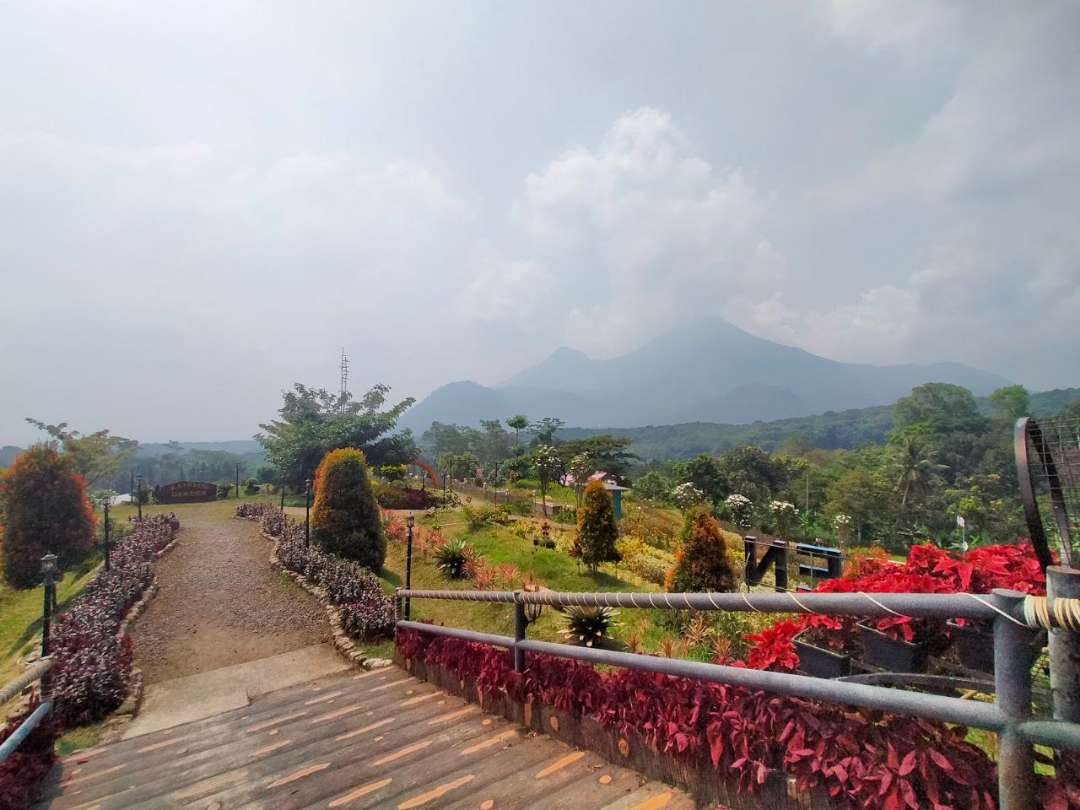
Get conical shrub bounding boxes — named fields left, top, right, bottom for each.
left=577, top=479, right=620, bottom=573
left=665, top=508, right=736, bottom=593
left=310, top=448, right=385, bottom=571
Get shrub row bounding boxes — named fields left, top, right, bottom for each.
left=240, top=504, right=394, bottom=641
left=398, top=628, right=1003, bottom=810
left=374, top=483, right=443, bottom=510
left=47, top=514, right=180, bottom=728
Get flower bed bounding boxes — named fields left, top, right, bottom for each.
left=49, top=514, right=180, bottom=728
left=239, top=504, right=394, bottom=643
left=396, top=627, right=1000, bottom=809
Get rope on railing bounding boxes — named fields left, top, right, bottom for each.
left=0, top=658, right=53, bottom=707
left=1024, top=594, right=1080, bottom=631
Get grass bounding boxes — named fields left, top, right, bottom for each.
left=380, top=511, right=679, bottom=651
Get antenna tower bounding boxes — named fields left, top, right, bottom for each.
left=339, top=348, right=350, bottom=410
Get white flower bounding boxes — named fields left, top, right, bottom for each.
left=769, top=500, right=798, bottom=515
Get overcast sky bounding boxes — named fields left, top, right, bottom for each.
left=2, top=1, right=1078, bottom=445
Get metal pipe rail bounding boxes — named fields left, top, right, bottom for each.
left=0, top=657, right=55, bottom=765
left=399, top=587, right=1019, bottom=621
left=396, top=586, right=1080, bottom=810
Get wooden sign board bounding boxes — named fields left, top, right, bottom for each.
left=154, top=481, right=218, bottom=504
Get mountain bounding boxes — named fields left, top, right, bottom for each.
left=401, top=318, right=1011, bottom=432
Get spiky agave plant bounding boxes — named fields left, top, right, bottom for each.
left=560, top=606, right=620, bottom=648
left=434, top=536, right=473, bottom=579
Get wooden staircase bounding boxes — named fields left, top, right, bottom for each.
left=38, top=666, right=694, bottom=809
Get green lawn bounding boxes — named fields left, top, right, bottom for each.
left=380, top=510, right=681, bottom=652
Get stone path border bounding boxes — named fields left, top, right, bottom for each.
left=245, top=519, right=393, bottom=672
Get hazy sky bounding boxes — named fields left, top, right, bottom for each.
left=2, top=1, right=1078, bottom=445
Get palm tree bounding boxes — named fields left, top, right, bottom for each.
left=892, top=433, right=947, bottom=510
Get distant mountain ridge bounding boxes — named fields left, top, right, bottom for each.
left=400, top=318, right=1011, bottom=432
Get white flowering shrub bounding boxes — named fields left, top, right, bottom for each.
left=670, top=482, right=707, bottom=510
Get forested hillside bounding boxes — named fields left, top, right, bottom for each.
left=560, top=386, right=1080, bottom=460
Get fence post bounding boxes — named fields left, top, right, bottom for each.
left=513, top=592, right=527, bottom=673
left=993, top=588, right=1039, bottom=810
left=404, top=514, right=415, bottom=620
left=1048, top=566, right=1080, bottom=724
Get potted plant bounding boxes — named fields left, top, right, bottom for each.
left=857, top=618, right=931, bottom=673
left=793, top=616, right=856, bottom=678
left=947, top=619, right=994, bottom=674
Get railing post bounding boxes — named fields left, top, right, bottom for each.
left=993, top=588, right=1039, bottom=810
left=513, top=592, right=527, bottom=673
left=1048, top=566, right=1080, bottom=725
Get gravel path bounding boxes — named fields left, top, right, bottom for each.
left=130, top=509, right=331, bottom=685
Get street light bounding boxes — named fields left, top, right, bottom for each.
left=102, top=498, right=111, bottom=572
left=41, top=553, right=58, bottom=658
left=304, top=478, right=312, bottom=546
left=404, top=513, right=415, bottom=619
left=136, top=475, right=144, bottom=520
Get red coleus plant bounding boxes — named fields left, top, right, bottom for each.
left=396, top=627, right=1006, bottom=809
left=747, top=542, right=1049, bottom=670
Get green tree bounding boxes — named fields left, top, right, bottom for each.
left=1, top=445, right=96, bottom=588
left=889, top=426, right=948, bottom=511
left=532, top=444, right=560, bottom=516
left=894, top=383, right=987, bottom=436
left=26, top=419, right=137, bottom=488
left=665, top=508, right=736, bottom=593
left=530, top=417, right=565, bottom=446
left=258, top=383, right=415, bottom=488
left=678, top=454, right=729, bottom=504
left=989, top=385, right=1030, bottom=424
left=576, top=479, right=620, bottom=573
left=506, top=414, right=529, bottom=450
left=310, top=448, right=385, bottom=571
left=558, top=435, right=637, bottom=480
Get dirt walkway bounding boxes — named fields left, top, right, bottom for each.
left=129, top=507, right=331, bottom=684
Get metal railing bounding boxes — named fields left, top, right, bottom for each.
left=0, top=657, right=55, bottom=764
left=396, top=581, right=1080, bottom=810
left=0, top=554, right=62, bottom=765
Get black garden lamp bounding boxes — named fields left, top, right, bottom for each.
left=102, top=497, right=111, bottom=571
left=404, top=513, right=415, bottom=619
left=304, top=478, right=312, bottom=546
left=522, top=580, right=544, bottom=624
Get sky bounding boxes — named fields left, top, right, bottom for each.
left=2, top=1, right=1078, bottom=445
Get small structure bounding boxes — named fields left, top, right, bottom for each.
left=602, top=481, right=630, bottom=521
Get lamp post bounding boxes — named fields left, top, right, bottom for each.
left=304, top=478, right=312, bottom=546
left=103, top=498, right=111, bottom=572
left=280, top=479, right=286, bottom=513
left=405, top=513, right=415, bottom=620
left=41, top=554, right=58, bottom=658
left=136, top=475, right=144, bottom=521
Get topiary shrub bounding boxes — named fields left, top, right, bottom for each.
left=0, top=445, right=96, bottom=588
left=665, top=508, right=737, bottom=593
left=310, top=448, right=385, bottom=572
left=576, top=479, right=620, bottom=573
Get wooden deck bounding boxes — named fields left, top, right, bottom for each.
left=37, top=666, right=694, bottom=809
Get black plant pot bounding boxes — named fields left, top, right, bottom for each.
left=858, top=623, right=929, bottom=673
left=794, top=636, right=851, bottom=678
left=948, top=621, right=994, bottom=674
